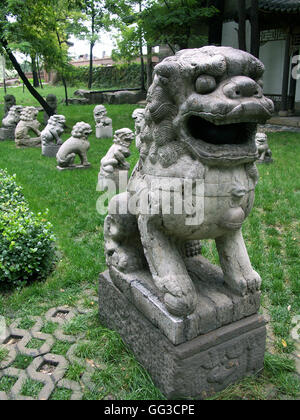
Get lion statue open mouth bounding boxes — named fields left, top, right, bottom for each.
left=103, top=46, right=274, bottom=318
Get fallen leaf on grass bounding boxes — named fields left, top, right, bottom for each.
left=86, top=359, right=106, bottom=370
left=281, top=339, right=287, bottom=348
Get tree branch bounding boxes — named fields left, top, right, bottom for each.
left=0, top=36, right=54, bottom=116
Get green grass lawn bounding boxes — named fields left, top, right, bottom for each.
left=0, top=84, right=79, bottom=108
left=0, top=86, right=299, bottom=399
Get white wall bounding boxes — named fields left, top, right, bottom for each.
left=222, top=21, right=252, bottom=52
left=260, top=40, right=285, bottom=95
left=222, top=21, right=239, bottom=49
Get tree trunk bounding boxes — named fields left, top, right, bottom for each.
left=62, top=75, right=69, bottom=106
left=37, top=55, right=43, bottom=89
left=88, top=42, right=94, bottom=90
left=2, top=55, right=6, bottom=94
left=138, top=1, right=146, bottom=92
left=238, top=0, right=247, bottom=51
left=88, top=12, right=95, bottom=90
left=139, top=43, right=146, bottom=92
left=250, top=0, right=260, bottom=58
left=0, top=37, right=54, bottom=115
left=31, top=54, right=40, bottom=88
left=56, top=30, right=68, bottom=106
left=208, top=0, right=224, bottom=45
left=146, top=44, right=153, bottom=90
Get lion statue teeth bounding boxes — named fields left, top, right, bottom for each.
left=103, top=46, right=274, bottom=317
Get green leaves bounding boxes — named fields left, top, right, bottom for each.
left=1, top=0, right=86, bottom=71
left=112, top=26, right=141, bottom=63
left=0, top=169, right=56, bottom=287
left=142, top=0, right=218, bottom=50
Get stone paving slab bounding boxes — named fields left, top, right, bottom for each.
left=266, top=116, right=300, bottom=128
left=259, top=123, right=300, bottom=133
left=0, top=290, right=98, bottom=400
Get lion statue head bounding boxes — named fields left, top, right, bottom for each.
left=71, top=121, right=92, bottom=140
left=47, top=114, right=66, bottom=129
left=2, top=105, right=23, bottom=127
left=255, top=132, right=268, bottom=146
left=20, top=106, right=39, bottom=122
left=94, top=105, right=107, bottom=122
left=45, top=93, right=57, bottom=108
left=139, top=46, right=274, bottom=168
left=4, top=94, right=16, bottom=114
left=113, top=128, right=134, bottom=147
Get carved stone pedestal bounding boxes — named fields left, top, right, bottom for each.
left=96, top=126, right=113, bottom=139
left=16, top=138, right=41, bottom=148
left=42, top=144, right=61, bottom=158
left=56, top=164, right=91, bottom=171
left=99, top=271, right=266, bottom=399
left=0, top=127, right=15, bottom=141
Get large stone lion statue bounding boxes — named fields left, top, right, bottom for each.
left=104, top=46, right=274, bottom=317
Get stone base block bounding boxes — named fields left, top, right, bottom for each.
left=42, top=144, right=61, bottom=157
left=56, top=164, right=91, bottom=171
left=99, top=271, right=267, bottom=399
left=96, top=126, right=113, bottom=139
left=16, top=138, right=41, bottom=148
left=108, top=253, right=262, bottom=345
left=257, top=158, right=274, bottom=164
left=0, top=127, right=15, bottom=140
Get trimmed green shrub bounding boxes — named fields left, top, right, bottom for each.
left=61, top=63, right=146, bottom=88
left=0, top=169, right=56, bottom=286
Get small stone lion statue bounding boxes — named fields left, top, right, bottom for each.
left=98, top=128, right=134, bottom=191
left=41, top=115, right=65, bottom=147
left=0, top=105, right=23, bottom=140
left=2, top=105, right=23, bottom=128
left=132, top=108, right=145, bottom=149
left=255, top=132, right=273, bottom=163
left=103, top=46, right=274, bottom=317
left=4, top=94, right=16, bottom=117
left=41, top=114, right=66, bottom=157
left=94, top=105, right=113, bottom=139
left=56, top=121, right=92, bottom=169
left=15, top=106, right=41, bottom=148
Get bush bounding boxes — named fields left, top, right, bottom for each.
left=0, top=169, right=56, bottom=286
left=61, top=63, right=145, bottom=88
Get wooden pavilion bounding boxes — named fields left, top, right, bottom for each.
left=210, top=0, right=300, bottom=114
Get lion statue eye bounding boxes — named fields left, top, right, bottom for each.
left=195, top=75, right=217, bottom=94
